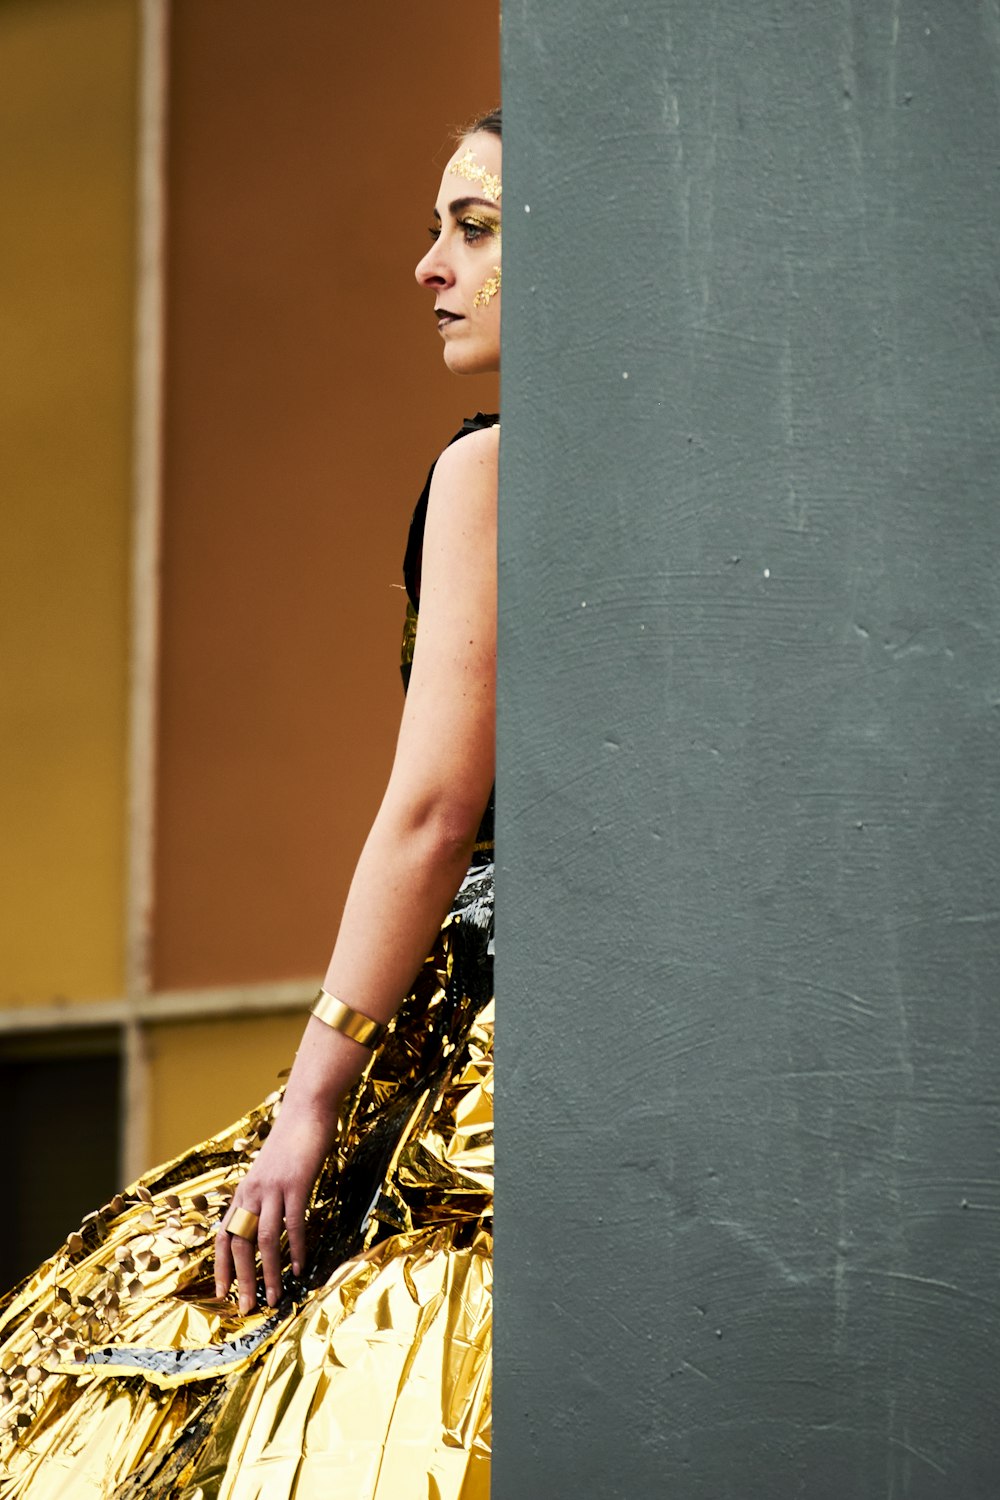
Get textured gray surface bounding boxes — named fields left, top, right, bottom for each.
left=496, top=2, right=1000, bottom=1496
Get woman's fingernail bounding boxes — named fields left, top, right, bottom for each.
left=292, top=1262, right=301, bottom=1278
left=239, top=1295, right=253, bottom=1315
left=266, top=1287, right=276, bottom=1306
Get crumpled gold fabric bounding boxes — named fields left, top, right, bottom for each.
left=0, top=862, right=494, bottom=1500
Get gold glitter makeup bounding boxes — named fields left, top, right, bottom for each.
left=474, top=265, right=502, bottom=308
left=462, top=213, right=502, bottom=238
left=449, top=147, right=502, bottom=203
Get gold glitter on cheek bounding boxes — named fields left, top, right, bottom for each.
left=473, top=265, right=501, bottom=308
left=449, top=148, right=502, bottom=203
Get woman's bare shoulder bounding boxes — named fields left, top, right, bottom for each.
left=430, top=423, right=500, bottom=491
left=420, top=425, right=498, bottom=581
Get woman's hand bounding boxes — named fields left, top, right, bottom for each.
left=214, top=1092, right=341, bottom=1314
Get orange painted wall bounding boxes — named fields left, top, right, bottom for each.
left=0, top=0, right=136, bottom=1006
left=152, top=1, right=500, bottom=988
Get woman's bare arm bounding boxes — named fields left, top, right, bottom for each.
left=215, top=424, right=498, bottom=1310
left=319, top=422, right=497, bottom=1025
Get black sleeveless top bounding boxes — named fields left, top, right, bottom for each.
left=401, top=412, right=499, bottom=852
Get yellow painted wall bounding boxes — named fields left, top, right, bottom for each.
left=0, top=0, right=136, bottom=1005
left=145, top=1012, right=307, bottom=1165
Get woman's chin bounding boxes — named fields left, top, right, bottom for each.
left=444, top=345, right=500, bottom=376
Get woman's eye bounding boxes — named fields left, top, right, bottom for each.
left=426, top=219, right=499, bottom=247
left=460, top=218, right=500, bottom=244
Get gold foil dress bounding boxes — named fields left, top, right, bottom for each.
left=0, top=416, right=498, bottom=1499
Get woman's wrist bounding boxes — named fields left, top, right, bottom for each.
left=311, top=988, right=387, bottom=1050
left=282, top=1014, right=370, bottom=1120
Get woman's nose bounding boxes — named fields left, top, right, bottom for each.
left=414, top=240, right=453, bottom=288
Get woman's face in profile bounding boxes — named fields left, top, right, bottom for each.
left=415, top=131, right=502, bottom=375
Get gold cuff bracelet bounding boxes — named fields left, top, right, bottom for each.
left=311, top=989, right=387, bottom=1050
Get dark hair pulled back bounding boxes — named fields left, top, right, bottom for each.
left=459, top=107, right=501, bottom=140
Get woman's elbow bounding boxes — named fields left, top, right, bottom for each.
left=382, top=786, right=490, bottom=861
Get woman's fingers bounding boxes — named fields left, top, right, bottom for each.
left=213, top=1186, right=300, bottom=1312
left=256, top=1195, right=284, bottom=1308
left=216, top=1196, right=261, bottom=1306
left=214, top=1218, right=236, bottom=1300
left=284, top=1190, right=308, bottom=1280
left=229, top=1218, right=260, bottom=1314
left=217, top=1196, right=262, bottom=1314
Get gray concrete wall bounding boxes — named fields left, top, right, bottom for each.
left=496, top=3, right=1000, bottom=1496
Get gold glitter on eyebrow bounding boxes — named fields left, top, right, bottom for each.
left=474, top=265, right=502, bottom=308
left=449, top=147, right=502, bottom=203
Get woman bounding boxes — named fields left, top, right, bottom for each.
left=0, top=110, right=502, bottom=1499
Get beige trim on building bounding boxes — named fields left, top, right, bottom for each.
left=127, top=0, right=169, bottom=1003
left=0, top=979, right=319, bottom=1037
left=122, top=0, right=169, bottom=1181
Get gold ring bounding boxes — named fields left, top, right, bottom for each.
left=225, top=1207, right=259, bottom=1241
